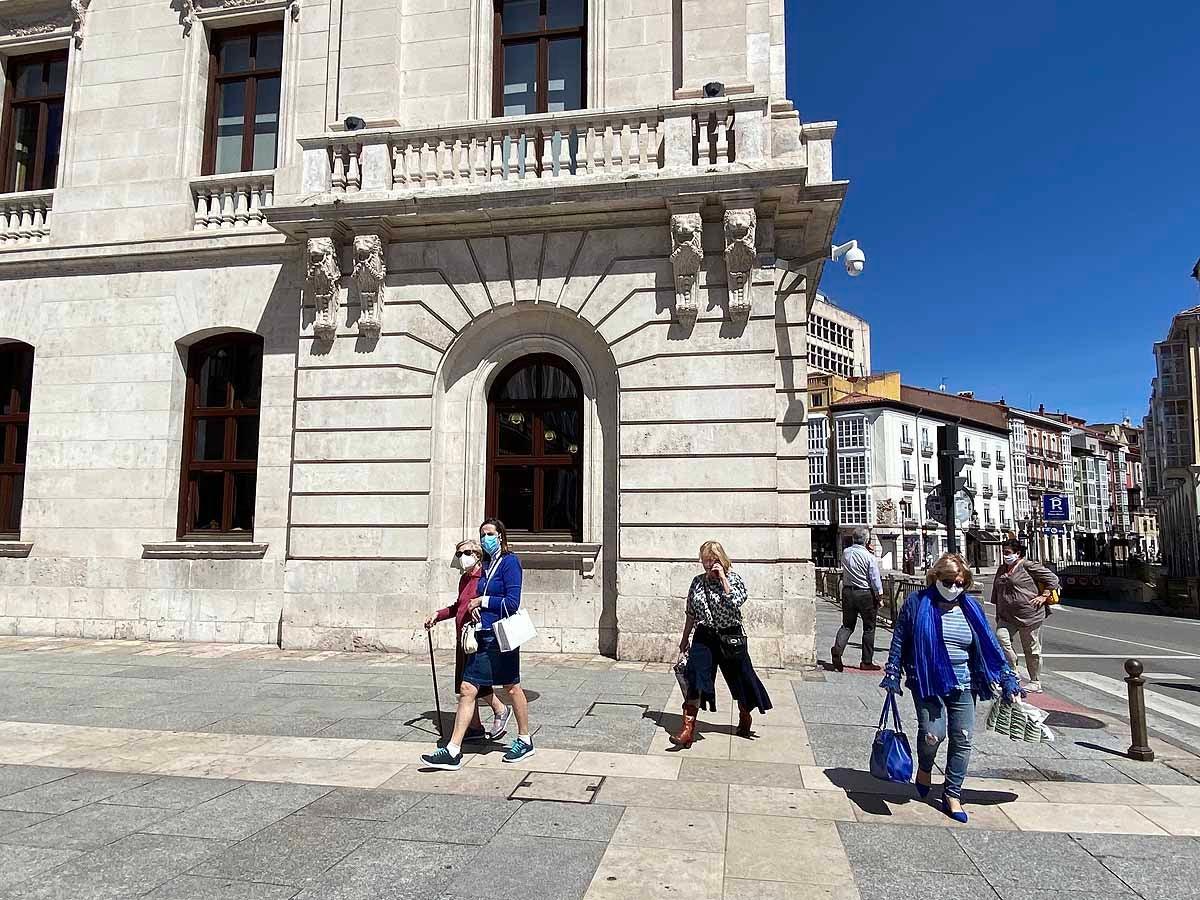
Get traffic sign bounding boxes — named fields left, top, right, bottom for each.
left=1042, top=525, right=1065, bottom=536
left=1043, top=494, right=1070, bottom=522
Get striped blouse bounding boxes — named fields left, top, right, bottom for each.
left=940, top=604, right=975, bottom=690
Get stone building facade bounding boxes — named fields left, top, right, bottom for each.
left=0, top=0, right=845, bottom=665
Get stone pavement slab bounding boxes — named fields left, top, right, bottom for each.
left=499, top=799, right=623, bottom=842
left=592, top=775, right=728, bottom=811
left=1097, top=857, right=1200, bottom=900
left=852, top=870, right=1002, bottom=900
left=837, top=821, right=980, bottom=875
left=142, top=783, right=333, bottom=841
left=583, top=844, right=724, bottom=900
left=728, top=785, right=855, bottom=820
left=677, top=758, right=804, bottom=787
left=954, top=830, right=1131, bottom=894
left=726, top=814, right=853, bottom=886
left=105, top=775, right=245, bottom=810
left=1001, top=802, right=1166, bottom=835
left=610, top=806, right=726, bottom=853
left=187, top=814, right=377, bottom=887
left=142, top=875, right=302, bottom=899
left=376, top=794, right=520, bottom=844
left=1070, top=831, right=1200, bottom=858
left=299, top=787, right=426, bottom=822
left=0, top=800, right=174, bottom=849
left=0, top=843, right=83, bottom=889
left=724, top=881, right=862, bottom=900
left=0, top=809, right=51, bottom=835
left=448, top=832, right=608, bottom=900
left=0, top=770, right=156, bottom=813
left=0, top=832, right=232, bottom=900
left=292, top=838, right=477, bottom=900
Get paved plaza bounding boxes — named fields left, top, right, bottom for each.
left=0, top=632, right=1197, bottom=900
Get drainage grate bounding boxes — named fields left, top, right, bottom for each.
left=510, top=772, right=604, bottom=804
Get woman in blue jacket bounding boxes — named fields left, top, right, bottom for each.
left=880, top=553, right=1023, bottom=823
left=422, top=518, right=533, bottom=770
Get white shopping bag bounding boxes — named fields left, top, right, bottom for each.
left=494, top=607, right=537, bottom=652
left=985, top=698, right=1055, bottom=744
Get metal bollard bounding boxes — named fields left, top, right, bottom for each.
left=1124, top=659, right=1155, bottom=762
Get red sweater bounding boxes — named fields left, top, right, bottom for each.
left=435, top=571, right=481, bottom=632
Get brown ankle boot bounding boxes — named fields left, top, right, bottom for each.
left=671, top=704, right=698, bottom=747
left=736, top=706, right=753, bottom=738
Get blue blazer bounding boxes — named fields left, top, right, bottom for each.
left=476, top=552, right=523, bottom=631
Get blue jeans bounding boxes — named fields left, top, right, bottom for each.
left=913, top=688, right=975, bottom=799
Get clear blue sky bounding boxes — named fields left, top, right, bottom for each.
left=786, top=0, right=1200, bottom=423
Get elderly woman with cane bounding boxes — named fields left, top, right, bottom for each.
left=880, top=553, right=1024, bottom=822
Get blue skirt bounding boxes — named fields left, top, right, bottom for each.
left=461, top=631, right=521, bottom=688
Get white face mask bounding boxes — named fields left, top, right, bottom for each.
left=1002, top=553, right=1019, bottom=565
left=458, top=553, right=478, bottom=570
left=935, top=581, right=965, bottom=602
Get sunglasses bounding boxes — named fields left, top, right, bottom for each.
left=939, top=579, right=966, bottom=589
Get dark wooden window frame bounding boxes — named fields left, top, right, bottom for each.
left=0, top=49, right=68, bottom=193
left=178, top=333, right=263, bottom=540
left=0, top=342, right=33, bottom=539
left=491, top=0, right=587, bottom=118
left=486, top=353, right=584, bottom=542
left=202, top=23, right=283, bottom=176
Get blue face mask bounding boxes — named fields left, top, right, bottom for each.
left=481, top=534, right=501, bottom=557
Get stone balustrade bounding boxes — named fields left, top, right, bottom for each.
left=300, top=95, right=796, bottom=196
left=0, top=190, right=53, bottom=246
left=190, top=172, right=275, bottom=231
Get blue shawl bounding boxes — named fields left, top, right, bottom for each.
left=911, top=586, right=1009, bottom=700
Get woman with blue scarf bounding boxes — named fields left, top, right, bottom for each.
left=881, top=553, right=1023, bottom=823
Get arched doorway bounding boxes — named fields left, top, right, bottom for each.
left=486, top=354, right=583, bottom=542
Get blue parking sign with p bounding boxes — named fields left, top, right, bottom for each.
left=1043, top=494, right=1070, bottom=521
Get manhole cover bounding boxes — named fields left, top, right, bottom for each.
left=510, top=772, right=603, bottom=804
left=1044, top=711, right=1106, bottom=730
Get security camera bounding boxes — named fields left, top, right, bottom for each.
left=831, top=240, right=866, bottom=277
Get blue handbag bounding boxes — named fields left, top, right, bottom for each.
left=870, top=693, right=914, bottom=783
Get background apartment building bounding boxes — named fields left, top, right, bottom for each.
left=1004, top=406, right=1075, bottom=564
left=808, top=375, right=1014, bottom=571
left=807, top=293, right=871, bottom=380
left=0, top=0, right=848, bottom=664
left=1144, top=301, right=1200, bottom=576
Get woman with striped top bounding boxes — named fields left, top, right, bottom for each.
left=880, top=554, right=1023, bottom=823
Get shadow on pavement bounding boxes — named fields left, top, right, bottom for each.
left=822, top=766, right=1019, bottom=809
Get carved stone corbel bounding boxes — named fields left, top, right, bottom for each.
left=70, top=0, right=89, bottom=47
left=306, top=237, right=341, bottom=343
left=723, top=207, right=757, bottom=320
left=352, top=233, right=385, bottom=339
left=181, top=0, right=197, bottom=35
left=669, top=211, right=703, bottom=322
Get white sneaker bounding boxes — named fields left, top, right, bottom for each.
left=1024, top=681, right=1043, bottom=693
left=489, top=705, right=511, bottom=741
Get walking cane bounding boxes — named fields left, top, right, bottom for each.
left=427, top=629, right=444, bottom=742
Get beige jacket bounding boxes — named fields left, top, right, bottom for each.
left=992, top=558, right=1060, bottom=628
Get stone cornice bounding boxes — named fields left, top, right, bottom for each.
left=0, top=0, right=73, bottom=47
